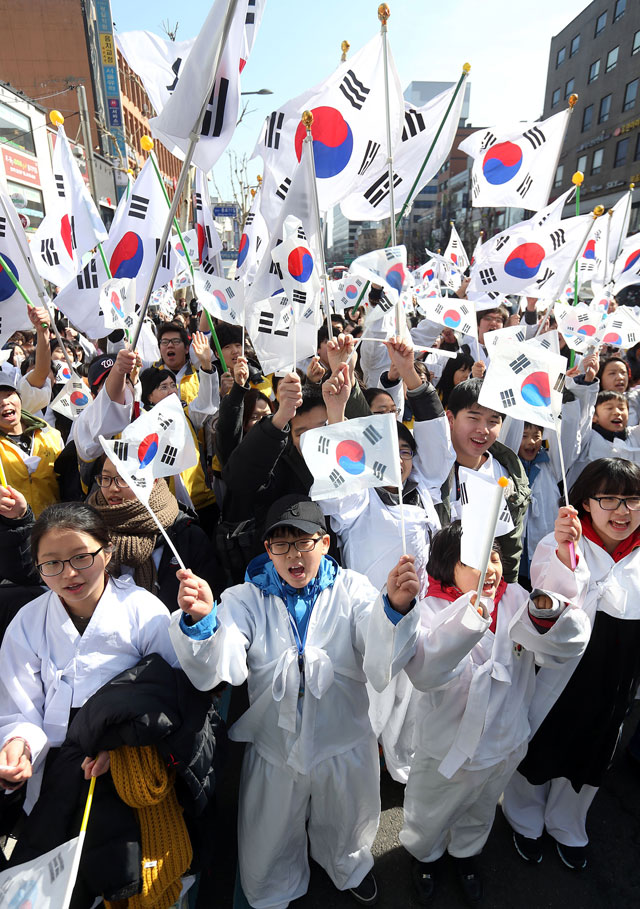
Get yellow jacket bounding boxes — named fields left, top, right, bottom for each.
left=155, top=361, right=200, bottom=407
left=0, top=417, right=63, bottom=518
left=168, top=417, right=216, bottom=512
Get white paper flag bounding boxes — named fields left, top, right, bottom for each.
left=51, top=372, right=92, bottom=420
left=0, top=835, right=80, bottom=908
left=459, top=468, right=512, bottom=570
left=194, top=269, right=245, bottom=326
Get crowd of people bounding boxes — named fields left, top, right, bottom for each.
left=0, top=281, right=639, bottom=909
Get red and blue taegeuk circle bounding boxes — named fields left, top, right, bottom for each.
left=577, top=324, right=597, bottom=336
left=622, top=249, right=640, bottom=272
left=70, top=389, right=89, bottom=407
left=0, top=253, right=19, bottom=303
left=504, top=243, right=546, bottom=280
left=520, top=371, right=551, bottom=407
left=344, top=283, right=359, bottom=299
left=443, top=309, right=462, bottom=328
left=137, top=433, right=159, bottom=468
left=583, top=239, right=597, bottom=260
left=237, top=232, right=250, bottom=268
left=213, top=290, right=228, bottom=310
left=602, top=332, right=623, bottom=345
left=287, top=247, right=314, bottom=282
left=110, top=231, right=144, bottom=279
left=482, top=141, right=523, bottom=185
left=58, top=365, right=72, bottom=382
left=336, top=439, right=366, bottom=475
left=294, top=106, right=353, bottom=178
left=385, top=263, right=405, bottom=294
left=60, top=214, right=74, bottom=259
left=110, top=290, right=123, bottom=314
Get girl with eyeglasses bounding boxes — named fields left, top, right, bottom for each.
left=0, top=501, right=177, bottom=805
left=503, top=458, right=640, bottom=872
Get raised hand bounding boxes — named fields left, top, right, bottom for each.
left=177, top=567, right=215, bottom=621
left=386, top=554, right=420, bottom=614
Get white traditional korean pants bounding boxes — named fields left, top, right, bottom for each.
left=502, top=770, right=598, bottom=847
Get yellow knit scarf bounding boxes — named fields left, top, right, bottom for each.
left=105, top=745, right=192, bottom=909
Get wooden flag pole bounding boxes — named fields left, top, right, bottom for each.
left=130, top=0, right=241, bottom=349
left=301, top=110, right=334, bottom=339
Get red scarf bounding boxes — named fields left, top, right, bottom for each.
left=580, top=513, right=640, bottom=564
left=426, top=574, right=508, bottom=633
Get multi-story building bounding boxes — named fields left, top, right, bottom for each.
left=543, top=0, right=640, bottom=230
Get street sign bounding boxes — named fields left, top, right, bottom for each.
left=214, top=205, right=237, bottom=218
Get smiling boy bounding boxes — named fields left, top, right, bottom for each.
left=170, top=494, right=420, bottom=908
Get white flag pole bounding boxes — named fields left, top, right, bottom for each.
left=145, top=500, right=188, bottom=570
left=473, top=477, right=509, bottom=606
left=61, top=777, right=96, bottom=909
left=602, top=208, right=613, bottom=287
left=612, top=186, right=634, bottom=266
left=551, top=410, right=577, bottom=570
left=301, top=110, right=334, bottom=340
left=131, top=0, right=241, bottom=349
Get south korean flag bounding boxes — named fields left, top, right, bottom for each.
left=247, top=291, right=318, bottom=375
left=193, top=167, right=223, bottom=269
left=51, top=372, right=91, bottom=420
left=443, top=224, right=470, bottom=287
left=554, top=302, right=606, bottom=353
left=331, top=274, right=368, bottom=312
left=98, top=277, right=137, bottom=333
left=235, top=186, right=268, bottom=285
left=596, top=308, right=640, bottom=350
left=350, top=245, right=410, bottom=302
left=459, top=108, right=571, bottom=210
left=458, top=466, right=514, bottom=568
left=194, top=270, right=245, bottom=326
left=425, top=295, right=477, bottom=339
left=270, top=215, right=321, bottom=320
left=0, top=184, right=40, bottom=334
left=479, top=340, right=566, bottom=430
left=612, top=231, right=640, bottom=295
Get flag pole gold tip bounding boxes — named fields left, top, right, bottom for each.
left=572, top=171, right=584, bottom=186
left=498, top=477, right=509, bottom=488
left=257, top=174, right=262, bottom=184
left=593, top=205, right=605, bottom=217
left=463, top=62, right=471, bottom=73
left=140, top=135, right=154, bottom=152
left=127, top=168, right=134, bottom=175
left=631, top=183, right=636, bottom=191
left=302, top=110, right=314, bottom=129
left=568, top=93, right=579, bottom=108
left=341, top=40, right=350, bottom=58
left=378, top=3, right=390, bottom=24
left=50, top=110, right=64, bottom=126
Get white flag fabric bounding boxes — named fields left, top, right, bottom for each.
left=300, top=413, right=401, bottom=501
left=554, top=301, right=606, bottom=352
left=483, top=324, right=528, bottom=352
left=459, top=109, right=571, bottom=210
left=424, top=248, right=464, bottom=293
left=235, top=186, right=267, bottom=285
left=350, top=245, right=409, bottom=302
left=246, top=291, right=318, bottom=374
left=340, top=81, right=466, bottom=221
left=115, top=30, right=196, bottom=121
left=612, top=232, right=640, bottom=295
left=194, top=269, right=245, bottom=325
left=254, top=33, right=404, bottom=223
left=468, top=212, right=593, bottom=300
left=54, top=159, right=182, bottom=338
left=100, top=394, right=198, bottom=507
left=193, top=168, right=222, bottom=266
left=149, top=0, right=256, bottom=173
left=459, top=468, right=512, bottom=571
left=470, top=235, right=483, bottom=266
left=479, top=340, right=566, bottom=429
left=576, top=219, right=606, bottom=288
left=0, top=835, right=80, bottom=907
left=607, top=189, right=633, bottom=266
left=271, top=214, right=321, bottom=319
left=51, top=372, right=92, bottom=421
left=419, top=294, right=477, bottom=339
left=331, top=274, right=368, bottom=312
left=0, top=182, right=40, bottom=337
left=597, top=308, right=640, bottom=350
left=32, top=126, right=107, bottom=287
left=98, top=277, right=137, bottom=333
left=444, top=224, right=470, bottom=275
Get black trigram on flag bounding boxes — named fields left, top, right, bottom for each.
left=402, top=109, right=426, bottom=141
left=202, top=259, right=216, bottom=276
left=516, top=174, right=533, bottom=198
left=372, top=461, right=387, bottom=481
left=113, top=440, right=129, bottom=460
left=129, top=194, right=150, bottom=220
left=553, top=373, right=565, bottom=393
left=131, top=475, right=148, bottom=489
left=339, top=69, right=370, bottom=110
left=48, top=851, right=65, bottom=883
left=479, top=268, right=497, bottom=286
left=245, top=0, right=257, bottom=24
left=364, top=171, right=402, bottom=208
left=358, top=140, right=380, bottom=175
left=269, top=259, right=283, bottom=280
left=41, top=238, right=60, bottom=267
left=0, top=216, right=6, bottom=238
left=459, top=481, right=469, bottom=506
left=510, top=354, right=531, bottom=374
left=363, top=424, right=382, bottom=445
left=535, top=267, right=555, bottom=289
left=224, top=284, right=236, bottom=298
left=275, top=177, right=291, bottom=201
left=495, top=234, right=510, bottom=252
left=257, top=310, right=289, bottom=337
left=303, top=306, right=314, bottom=320
left=612, top=319, right=623, bottom=329
left=318, top=435, right=330, bottom=454
left=378, top=292, right=395, bottom=313
left=434, top=302, right=444, bottom=315
left=54, top=173, right=65, bottom=198
left=264, top=111, right=284, bottom=149
left=292, top=289, right=306, bottom=307
left=155, top=238, right=171, bottom=269
left=576, top=313, right=589, bottom=322
left=472, top=173, right=480, bottom=199
left=77, top=258, right=99, bottom=289
left=523, top=126, right=546, bottom=149
left=539, top=338, right=551, bottom=349
left=193, top=191, right=203, bottom=212
left=329, top=468, right=345, bottom=488
left=161, top=445, right=178, bottom=466
left=550, top=229, right=565, bottom=251
left=499, top=502, right=511, bottom=524
left=202, top=77, right=229, bottom=138
left=158, top=415, right=174, bottom=431
left=166, top=57, right=182, bottom=93
left=245, top=212, right=255, bottom=227
left=480, top=131, right=497, bottom=151
left=500, top=389, right=516, bottom=408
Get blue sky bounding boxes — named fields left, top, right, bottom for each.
left=111, top=0, right=588, bottom=199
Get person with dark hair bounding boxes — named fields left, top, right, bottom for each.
left=565, top=387, right=640, bottom=487
left=170, top=493, right=421, bottom=908
left=397, top=521, right=588, bottom=904
left=209, top=322, right=272, bottom=399
left=213, top=353, right=274, bottom=468
left=0, top=501, right=177, bottom=810
left=155, top=321, right=201, bottom=405
left=435, top=350, right=476, bottom=408
left=503, top=458, right=640, bottom=871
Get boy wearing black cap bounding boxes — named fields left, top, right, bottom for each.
left=171, top=493, right=420, bottom=908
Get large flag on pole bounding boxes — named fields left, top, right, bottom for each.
left=459, top=109, right=571, bottom=210
left=235, top=185, right=268, bottom=284
left=459, top=468, right=513, bottom=570
left=349, top=245, right=410, bottom=302
left=612, top=231, right=640, bottom=295
left=0, top=182, right=40, bottom=341
left=193, top=168, right=223, bottom=267
left=300, top=413, right=402, bottom=500
left=340, top=80, right=466, bottom=221
left=149, top=0, right=258, bottom=172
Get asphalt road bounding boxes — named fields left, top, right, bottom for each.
left=198, top=697, right=640, bottom=909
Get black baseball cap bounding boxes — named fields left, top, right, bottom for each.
left=263, top=495, right=327, bottom=539
left=88, top=354, right=115, bottom=392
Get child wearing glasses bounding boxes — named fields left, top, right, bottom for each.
left=0, top=501, right=177, bottom=810
left=503, top=458, right=640, bottom=871
left=170, top=493, right=421, bottom=908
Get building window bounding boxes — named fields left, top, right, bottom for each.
left=606, top=47, right=619, bottom=72
left=582, top=104, right=594, bottom=131
left=633, top=30, right=640, bottom=55
left=588, top=60, right=600, bottom=82
left=556, top=46, right=566, bottom=67
left=577, top=154, right=588, bottom=173
left=6, top=180, right=44, bottom=230
left=0, top=102, right=36, bottom=156
left=554, top=165, right=564, bottom=188
left=614, top=0, right=626, bottom=22
left=634, top=133, right=640, bottom=161
left=599, top=93, right=612, bottom=122
left=623, top=79, right=638, bottom=112
left=595, top=11, right=607, bottom=36
left=551, top=87, right=561, bottom=107
left=591, top=149, right=604, bottom=174
left=565, top=78, right=575, bottom=98
left=570, top=35, right=580, bottom=56
left=614, top=138, right=629, bottom=167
